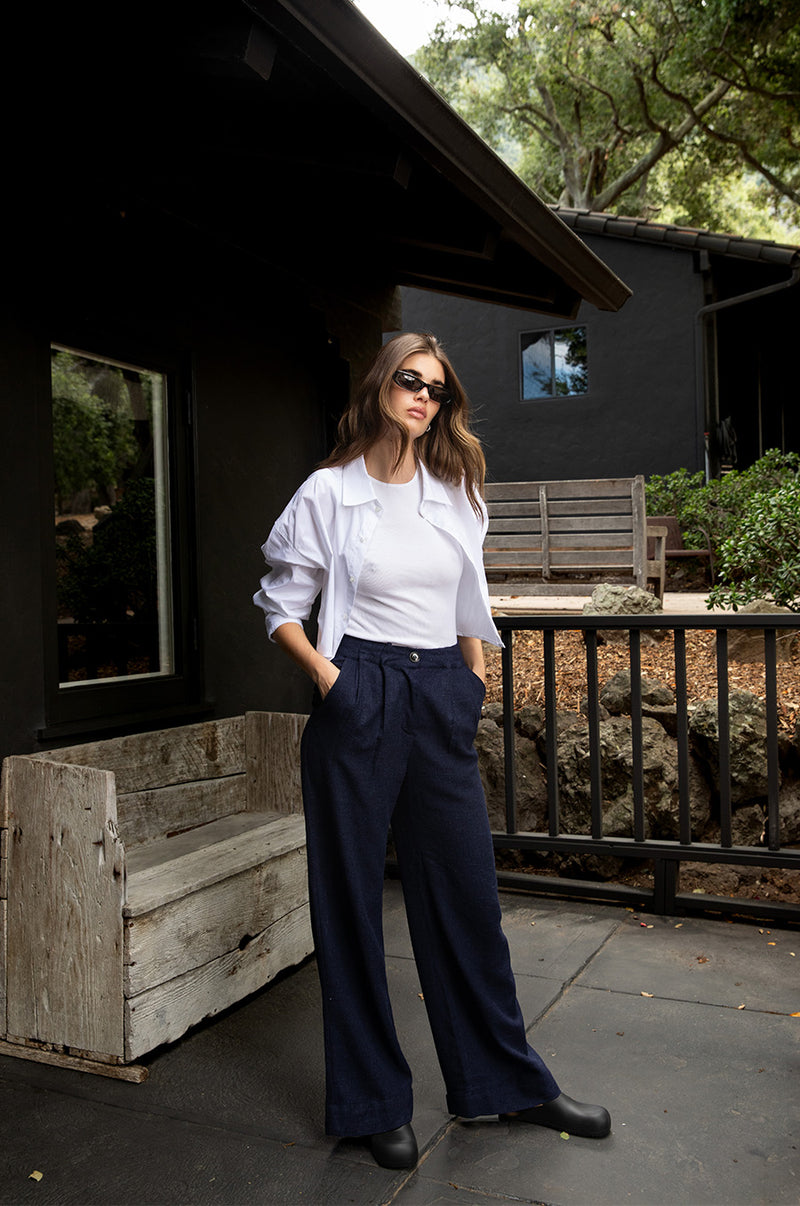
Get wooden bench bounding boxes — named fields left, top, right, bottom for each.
left=0, top=711, right=311, bottom=1081
left=647, top=514, right=714, bottom=583
left=484, top=477, right=666, bottom=600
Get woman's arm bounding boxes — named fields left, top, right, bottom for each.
left=273, top=621, right=340, bottom=699
left=458, top=636, right=486, bottom=683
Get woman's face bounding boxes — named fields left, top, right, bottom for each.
left=386, top=352, right=444, bottom=440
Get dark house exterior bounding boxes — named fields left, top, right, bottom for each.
left=401, top=210, right=800, bottom=483
left=1, top=0, right=627, bottom=763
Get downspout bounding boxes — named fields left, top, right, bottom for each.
left=694, top=261, right=800, bottom=479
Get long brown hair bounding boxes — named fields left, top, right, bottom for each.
left=320, top=332, right=486, bottom=514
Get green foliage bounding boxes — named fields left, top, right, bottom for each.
left=646, top=451, right=800, bottom=609
left=707, top=476, right=800, bottom=611
left=57, top=478, right=158, bottom=624
left=415, top=0, right=800, bottom=232
left=51, top=350, right=138, bottom=512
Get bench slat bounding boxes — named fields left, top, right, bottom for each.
left=34, top=716, right=246, bottom=794
left=485, top=551, right=636, bottom=568
left=124, top=811, right=305, bottom=916
left=125, top=842, right=308, bottom=994
left=485, top=478, right=641, bottom=500
left=489, top=515, right=633, bottom=534
left=117, top=775, right=247, bottom=849
left=124, top=902, right=313, bottom=1061
left=486, top=534, right=638, bottom=551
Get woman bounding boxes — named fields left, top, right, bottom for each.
left=254, top=333, right=610, bottom=1169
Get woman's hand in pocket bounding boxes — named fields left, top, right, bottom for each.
left=314, top=658, right=341, bottom=700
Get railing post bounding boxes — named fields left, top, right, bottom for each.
left=629, top=626, right=645, bottom=842
left=501, top=629, right=517, bottom=835
left=674, top=628, right=692, bottom=846
left=584, top=627, right=603, bottom=840
left=716, top=629, right=732, bottom=849
left=543, top=627, right=560, bottom=836
left=764, top=628, right=781, bottom=852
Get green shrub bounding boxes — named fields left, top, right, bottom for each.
left=707, top=476, right=800, bottom=611
left=647, top=450, right=800, bottom=554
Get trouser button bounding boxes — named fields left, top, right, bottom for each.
left=409, top=651, right=420, bottom=663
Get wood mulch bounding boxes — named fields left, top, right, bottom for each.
left=484, top=628, right=800, bottom=733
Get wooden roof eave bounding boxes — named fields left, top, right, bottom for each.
left=244, top=0, right=632, bottom=315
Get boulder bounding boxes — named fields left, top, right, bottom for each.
left=727, top=599, right=799, bottom=664
left=599, top=669, right=675, bottom=715
left=555, top=715, right=711, bottom=840
left=582, top=584, right=666, bottom=644
left=474, top=718, right=548, bottom=834
left=689, top=690, right=773, bottom=804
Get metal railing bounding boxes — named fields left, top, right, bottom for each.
left=492, top=613, right=800, bottom=925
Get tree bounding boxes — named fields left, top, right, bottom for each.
left=416, top=0, right=800, bottom=234
left=51, top=350, right=138, bottom=513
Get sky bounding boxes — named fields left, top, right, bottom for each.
left=353, top=0, right=513, bottom=56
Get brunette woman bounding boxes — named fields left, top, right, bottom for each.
left=254, top=333, right=610, bottom=1169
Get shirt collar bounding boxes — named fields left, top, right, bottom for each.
left=340, top=455, right=452, bottom=508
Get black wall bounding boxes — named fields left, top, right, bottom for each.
left=0, top=203, right=390, bottom=761
left=400, top=236, right=705, bottom=483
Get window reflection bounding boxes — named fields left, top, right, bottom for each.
left=521, top=326, right=588, bottom=399
left=52, top=345, right=174, bottom=686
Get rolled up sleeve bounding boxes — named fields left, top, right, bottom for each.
left=253, top=477, right=333, bottom=642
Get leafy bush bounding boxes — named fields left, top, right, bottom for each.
left=646, top=450, right=800, bottom=559
left=707, top=476, right=800, bottom=611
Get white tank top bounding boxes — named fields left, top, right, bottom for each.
left=346, top=470, right=464, bottom=648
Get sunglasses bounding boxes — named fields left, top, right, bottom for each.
left=391, top=369, right=454, bottom=405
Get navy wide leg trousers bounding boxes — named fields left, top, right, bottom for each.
left=300, top=635, right=559, bottom=1137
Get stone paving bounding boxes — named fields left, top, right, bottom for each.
left=1, top=880, right=797, bottom=1205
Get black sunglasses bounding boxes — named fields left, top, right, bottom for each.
left=391, top=369, right=454, bottom=405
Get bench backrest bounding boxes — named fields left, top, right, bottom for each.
left=26, top=712, right=305, bottom=848
left=484, top=476, right=647, bottom=584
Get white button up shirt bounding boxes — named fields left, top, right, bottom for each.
left=254, top=456, right=502, bottom=657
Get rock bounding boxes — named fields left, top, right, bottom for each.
left=730, top=804, right=767, bottom=847
left=727, top=599, right=799, bottom=663
left=599, top=669, right=675, bottom=715
left=689, top=690, right=774, bottom=804
left=642, top=704, right=679, bottom=737
left=772, top=784, right=800, bottom=846
left=580, top=696, right=612, bottom=720
left=555, top=715, right=711, bottom=840
left=582, top=584, right=666, bottom=644
left=583, top=584, right=663, bottom=616
left=474, top=718, right=548, bottom=834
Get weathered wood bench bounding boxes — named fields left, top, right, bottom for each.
left=647, top=514, right=714, bottom=583
left=484, top=477, right=666, bottom=600
left=0, top=711, right=311, bottom=1081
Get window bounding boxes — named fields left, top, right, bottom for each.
left=45, top=341, right=201, bottom=734
left=520, top=326, right=588, bottom=400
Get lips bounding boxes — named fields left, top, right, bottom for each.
left=407, top=407, right=426, bottom=420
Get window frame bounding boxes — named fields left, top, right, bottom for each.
left=40, top=331, right=204, bottom=739
left=519, top=324, right=589, bottom=401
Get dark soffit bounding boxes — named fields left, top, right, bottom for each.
left=243, top=0, right=632, bottom=316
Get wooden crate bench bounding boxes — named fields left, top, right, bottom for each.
left=484, top=477, right=666, bottom=600
left=0, top=711, right=311, bottom=1081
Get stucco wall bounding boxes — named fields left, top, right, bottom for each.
left=400, top=235, right=705, bottom=483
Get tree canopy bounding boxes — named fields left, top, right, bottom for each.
left=415, top=0, right=800, bottom=236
